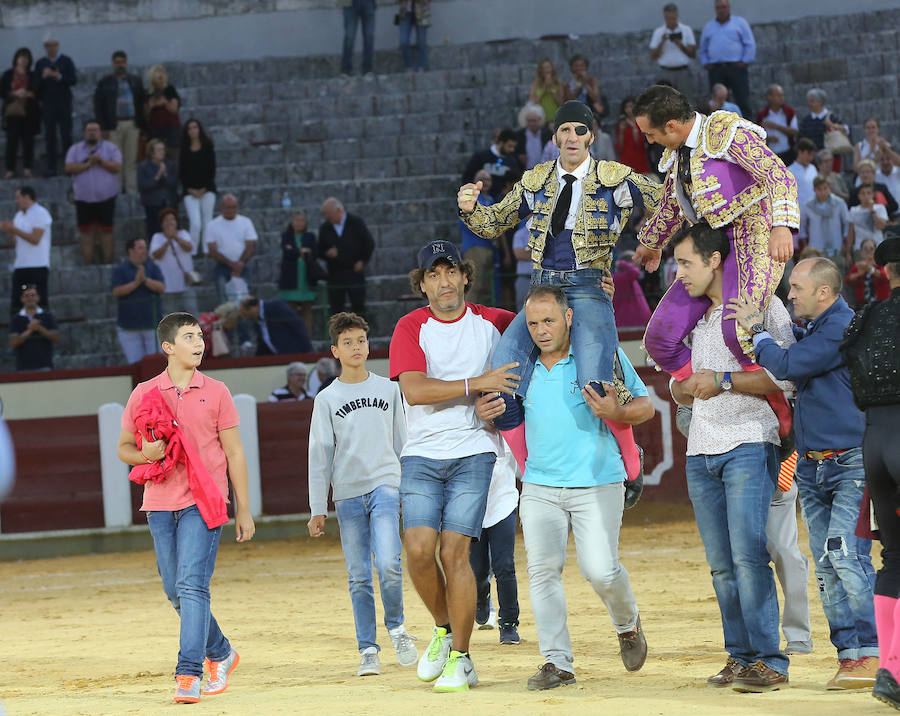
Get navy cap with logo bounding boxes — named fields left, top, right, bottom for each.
left=417, top=240, right=463, bottom=270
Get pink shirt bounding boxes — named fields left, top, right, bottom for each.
left=122, top=369, right=240, bottom=512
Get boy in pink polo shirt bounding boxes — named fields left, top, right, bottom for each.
left=118, top=312, right=255, bottom=704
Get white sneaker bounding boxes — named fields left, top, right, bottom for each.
left=388, top=625, right=419, bottom=667
left=433, top=650, right=479, bottom=692
left=417, top=626, right=452, bottom=682
left=357, top=646, right=380, bottom=676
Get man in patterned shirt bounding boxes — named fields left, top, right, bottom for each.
left=668, top=221, right=795, bottom=693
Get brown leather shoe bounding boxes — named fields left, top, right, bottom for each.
left=732, top=660, right=789, bottom=692
left=707, top=658, right=748, bottom=687
left=617, top=615, right=647, bottom=672
left=526, top=663, right=576, bottom=690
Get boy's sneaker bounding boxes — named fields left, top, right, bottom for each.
left=499, top=623, right=520, bottom=645
left=202, top=649, right=239, bottom=695
left=388, top=625, right=419, bottom=667
left=173, top=674, right=201, bottom=703
left=417, top=626, right=452, bottom=682
left=433, top=650, right=479, bottom=692
left=475, top=597, right=493, bottom=628
left=357, top=646, right=380, bottom=676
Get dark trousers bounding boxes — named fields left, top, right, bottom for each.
left=4, top=118, right=34, bottom=171
left=865, top=406, right=900, bottom=597
left=42, top=103, right=72, bottom=171
left=469, top=507, right=520, bottom=626
left=144, top=204, right=165, bottom=238
left=327, top=271, right=366, bottom=317
left=707, top=63, right=751, bottom=119
left=341, top=0, right=376, bottom=74
left=11, top=266, right=49, bottom=313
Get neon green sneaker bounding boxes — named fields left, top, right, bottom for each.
left=417, top=626, right=452, bottom=681
left=433, top=650, right=478, bottom=692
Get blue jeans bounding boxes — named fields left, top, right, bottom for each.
left=399, top=13, right=427, bottom=70
left=341, top=0, right=376, bottom=74
left=685, top=442, right=788, bottom=675
left=794, top=448, right=878, bottom=660
left=492, top=269, right=616, bottom=429
left=400, top=452, right=495, bottom=538
left=147, top=506, right=231, bottom=677
left=469, top=507, right=520, bottom=626
left=335, top=484, right=405, bottom=652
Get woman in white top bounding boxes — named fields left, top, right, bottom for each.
left=150, top=207, right=198, bottom=314
left=854, top=117, right=890, bottom=172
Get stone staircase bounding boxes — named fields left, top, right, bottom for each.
left=0, top=6, right=898, bottom=369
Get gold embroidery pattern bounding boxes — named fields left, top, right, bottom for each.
left=701, top=111, right=766, bottom=159
left=638, top=171, right=682, bottom=250
left=596, top=161, right=632, bottom=187
left=696, top=186, right=766, bottom=228
left=727, top=127, right=800, bottom=229
left=520, top=160, right=556, bottom=192
left=628, top=171, right=663, bottom=219
left=463, top=181, right=528, bottom=239
left=658, top=147, right=676, bottom=173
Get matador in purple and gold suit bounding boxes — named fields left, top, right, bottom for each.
left=638, top=110, right=800, bottom=390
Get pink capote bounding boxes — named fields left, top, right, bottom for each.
left=612, top=260, right=652, bottom=328
left=129, top=388, right=228, bottom=529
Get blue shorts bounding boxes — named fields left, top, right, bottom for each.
left=400, top=452, right=496, bottom=539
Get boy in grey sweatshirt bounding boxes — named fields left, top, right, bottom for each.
left=307, top=312, right=417, bottom=677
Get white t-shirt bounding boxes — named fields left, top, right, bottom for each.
left=649, top=22, right=696, bottom=68
left=761, top=108, right=798, bottom=155
left=876, top=166, right=900, bottom=204
left=149, top=230, right=195, bottom=293
left=482, top=449, right=519, bottom=529
left=204, top=214, right=258, bottom=260
left=849, top=204, right=888, bottom=247
left=12, top=202, right=52, bottom=269
left=788, top=161, right=818, bottom=212
left=389, top=303, right=514, bottom=459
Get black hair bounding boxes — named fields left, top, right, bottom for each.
left=125, top=237, right=146, bottom=251
left=179, top=117, right=214, bottom=151
left=408, top=259, right=476, bottom=298
left=112, top=50, right=127, bottom=61
left=497, top=128, right=518, bottom=144
left=157, top=312, right=200, bottom=345
left=796, top=137, right=817, bottom=153
left=671, top=220, right=731, bottom=263
left=12, top=47, right=33, bottom=69
left=634, top=84, right=694, bottom=129
left=17, top=185, right=36, bottom=201
left=525, top=284, right=569, bottom=312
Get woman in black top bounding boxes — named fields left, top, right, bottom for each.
left=841, top=237, right=900, bottom=708
left=179, top=118, right=217, bottom=256
left=1, top=48, right=40, bottom=178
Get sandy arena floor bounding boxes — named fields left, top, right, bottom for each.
left=0, top=503, right=889, bottom=716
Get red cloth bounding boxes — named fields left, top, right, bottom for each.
left=846, top=263, right=891, bottom=305
left=615, top=121, right=650, bottom=173
left=129, top=387, right=228, bottom=529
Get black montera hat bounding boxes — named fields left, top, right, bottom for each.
left=875, top=237, right=900, bottom=266
left=553, top=100, right=594, bottom=130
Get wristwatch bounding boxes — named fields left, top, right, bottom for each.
left=720, top=371, right=733, bottom=391
left=750, top=322, right=766, bottom=335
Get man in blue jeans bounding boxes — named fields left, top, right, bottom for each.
left=339, top=0, right=376, bottom=76
left=669, top=221, right=795, bottom=692
left=727, top=256, right=879, bottom=689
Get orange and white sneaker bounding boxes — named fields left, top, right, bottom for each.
left=173, top=674, right=201, bottom=703
left=202, top=649, right=240, bottom=695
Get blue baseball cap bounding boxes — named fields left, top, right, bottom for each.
left=417, top=240, right=462, bottom=270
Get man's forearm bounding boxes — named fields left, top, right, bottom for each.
left=609, top=396, right=655, bottom=425
left=731, top=369, right=780, bottom=395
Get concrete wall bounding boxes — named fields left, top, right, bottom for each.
left=1, top=0, right=898, bottom=67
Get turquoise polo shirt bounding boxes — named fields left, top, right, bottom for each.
left=523, top=347, right=648, bottom=487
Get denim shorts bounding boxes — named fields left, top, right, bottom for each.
left=400, top=452, right=496, bottom=539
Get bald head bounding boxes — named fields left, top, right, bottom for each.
left=221, top=193, right=238, bottom=220
left=788, top=257, right=842, bottom=320
left=322, top=197, right=345, bottom=224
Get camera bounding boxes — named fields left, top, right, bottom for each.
left=669, top=31, right=683, bottom=41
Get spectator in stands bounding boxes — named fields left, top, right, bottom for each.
left=144, top=65, right=181, bottom=159
left=93, top=50, right=144, bottom=194
left=205, top=193, right=258, bottom=303
left=398, top=0, right=430, bottom=72
left=707, top=82, right=741, bottom=116
left=511, top=219, right=531, bottom=309
left=848, top=184, right=889, bottom=251
left=34, top=36, right=76, bottom=177
left=111, top=237, right=165, bottom=363
left=798, top=88, right=849, bottom=152
left=308, top=356, right=339, bottom=395
left=615, top=97, right=650, bottom=173
left=318, top=197, right=375, bottom=318
left=787, top=138, right=818, bottom=214
left=9, top=284, right=58, bottom=371
left=515, top=104, right=552, bottom=171
left=268, top=362, right=310, bottom=402
left=650, top=3, right=697, bottom=94
left=65, top=119, right=122, bottom=265
left=698, top=0, right=755, bottom=118
left=149, top=208, right=197, bottom=315
left=877, top=151, right=900, bottom=205
left=846, top=238, right=891, bottom=307
left=279, top=210, right=320, bottom=337
left=528, top=59, right=563, bottom=128
left=459, top=169, right=496, bottom=305
left=850, top=160, right=898, bottom=217
left=612, top=251, right=652, bottom=328
left=853, top=117, right=900, bottom=172
left=179, top=118, right=216, bottom=256
left=756, top=84, right=798, bottom=166
left=1, top=186, right=52, bottom=313
left=462, top=129, right=522, bottom=202
left=799, top=177, right=849, bottom=261
left=238, top=296, right=312, bottom=356
left=138, top=139, right=178, bottom=238
left=814, top=149, right=849, bottom=202
left=563, top=55, right=605, bottom=119
left=339, top=0, right=376, bottom=76
left=198, top=301, right=239, bottom=357
left=1, top=48, right=40, bottom=180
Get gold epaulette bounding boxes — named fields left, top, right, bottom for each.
left=702, top=110, right=766, bottom=158
left=596, top=160, right=633, bottom=187
left=520, top=160, right=556, bottom=192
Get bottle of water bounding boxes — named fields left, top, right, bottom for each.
left=281, top=191, right=292, bottom=209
